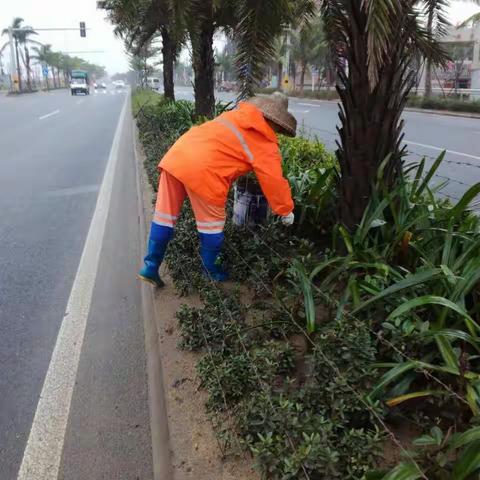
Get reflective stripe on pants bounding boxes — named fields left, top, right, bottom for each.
left=154, top=170, right=226, bottom=234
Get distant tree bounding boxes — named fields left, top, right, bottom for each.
left=291, top=18, right=326, bottom=94
left=2, top=18, right=37, bottom=91
left=31, top=44, right=54, bottom=89
left=215, top=38, right=235, bottom=83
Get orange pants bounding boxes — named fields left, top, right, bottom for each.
left=154, top=171, right=226, bottom=234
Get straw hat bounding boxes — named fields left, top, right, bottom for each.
left=247, top=92, right=297, bottom=137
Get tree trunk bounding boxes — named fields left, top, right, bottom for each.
left=277, top=61, right=282, bottom=89
left=336, top=1, right=413, bottom=230
left=300, top=63, right=306, bottom=95
left=424, top=9, right=434, bottom=98
left=191, top=12, right=215, bottom=118
left=161, top=26, right=175, bottom=101
left=14, top=38, right=22, bottom=92
left=24, top=46, right=32, bottom=91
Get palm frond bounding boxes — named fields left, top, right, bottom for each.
left=234, top=0, right=316, bottom=99
left=458, top=11, right=480, bottom=28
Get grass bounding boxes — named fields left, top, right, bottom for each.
left=132, top=88, right=163, bottom=116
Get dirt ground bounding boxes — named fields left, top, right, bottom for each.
left=136, top=129, right=259, bottom=480
left=152, top=282, right=258, bottom=480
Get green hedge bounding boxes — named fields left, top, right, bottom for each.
left=407, top=94, right=480, bottom=113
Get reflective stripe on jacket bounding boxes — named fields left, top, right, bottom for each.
left=158, top=102, right=294, bottom=216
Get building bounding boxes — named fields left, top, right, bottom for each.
left=420, top=22, right=480, bottom=98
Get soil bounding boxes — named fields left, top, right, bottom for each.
left=136, top=126, right=259, bottom=480
left=152, top=282, right=258, bottom=480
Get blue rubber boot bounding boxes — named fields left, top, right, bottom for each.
left=199, top=232, right=229, bottom=282
left=138, top=223, right=173, bottom=287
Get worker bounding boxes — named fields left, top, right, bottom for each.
left=138, top=92, right=297, bottom=287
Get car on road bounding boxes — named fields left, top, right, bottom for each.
left=95, top=82, right=107, bottom=90
left=147, top=77, right=161, bottom=91
left=113, top=80, right=126, bottom=91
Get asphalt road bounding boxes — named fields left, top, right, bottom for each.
left=0, top=89, right=153, bottom=479
left=176, top=86, right=480, bottom=208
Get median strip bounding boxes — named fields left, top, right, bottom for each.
left=39, top=109, right=60, bottom=120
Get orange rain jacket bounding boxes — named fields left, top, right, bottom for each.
left=159, top=102, right=294, bottom=216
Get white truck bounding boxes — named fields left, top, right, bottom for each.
left=70, top=70, right=90, bottom=95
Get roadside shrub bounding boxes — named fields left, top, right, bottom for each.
left=176, top=286, right=244, bottom=352
left=407, top=94, right=480, bottom=114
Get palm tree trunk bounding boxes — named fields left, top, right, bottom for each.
left=191, top=16, right=215, bottom=118
left=14, top=38, right=22, bottom=92
left=277, top=61, right=282, bottom=89
left=424, top=9, right=433, bottom=98
left=300, top=63, right=306, bottom=95
left=161, top=26, right=175, bottom=101
left=336, top=2, right=412, bottom=230
left=25, top=46, right=32, bottom=91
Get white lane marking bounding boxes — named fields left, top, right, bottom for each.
left=405, top=140, right=480, bottom=161
left=75, top=99, right=84, bottom=105
left=298, top=102, right=323, bottom=107
left=289, top=108, right=310, bottom=114
left=39, top=109, right=60, bottom=120
left=16, top=93, right=129, bottom=480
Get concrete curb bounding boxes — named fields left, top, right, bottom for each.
left=133, top=109, right=174, bottom=480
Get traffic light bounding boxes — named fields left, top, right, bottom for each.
left=80, top=22, right=86, bottom=37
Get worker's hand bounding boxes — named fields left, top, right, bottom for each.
left=281, top=212, right=294, bottom=226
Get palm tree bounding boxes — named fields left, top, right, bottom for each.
left=1, top=17, right=32, bottom=91
left=100, top=0, right=182, bottom=101
left=291, top=18, right=326, bottom=94
left=423, top=1, right=450, bottom=97
left=15, top=23, right=38, bottom=91
left=31, top=44, right=54, bottom=89
left=318, top=0, right=449, bottom=229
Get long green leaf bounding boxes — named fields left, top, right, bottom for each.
left=450, top=427, right=480, bottom=451
left=465, top=384, right=480, bottom=416
left=381, top=461, right=423, bottom=480
left=410, top=158, right=425, bottom=201
left=387, top=296, right=478, bottom=334
left=449, top=182, right=480, bottom=219
left=415, top=150, right=446, bottom=198
left=369, top=362, right=419, bottom=399
left=353, top=269, right=442, bottom=314
left=435, top=335, right=459, bottom=372
left=424, top=329, right=480, bottom=354
left=452, top=440, right=480, bottom=480
left=386, top=390, right=442, bottom=407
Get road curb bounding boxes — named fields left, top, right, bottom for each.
left=133, top=107, right=174, bottom=480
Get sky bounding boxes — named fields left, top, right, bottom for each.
left=1, top=1, right=479, bottom=77
left=0, top=0, right=129, bottom=75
